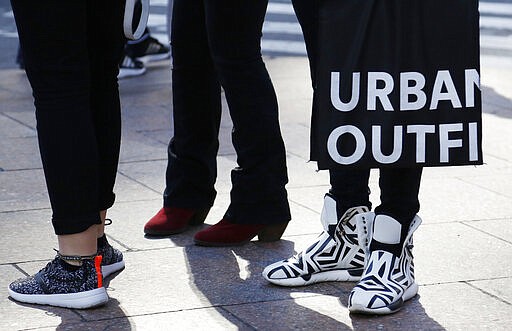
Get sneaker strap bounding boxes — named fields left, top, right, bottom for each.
left=34, top=271, right=51, bottom=294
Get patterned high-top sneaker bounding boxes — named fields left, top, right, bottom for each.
left=348, top=213, right=422, bottom=315
left=262, top=194, right=369, bottom=286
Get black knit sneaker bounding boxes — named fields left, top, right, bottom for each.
left=8, top=255, right=108, bottom=309
left=118, top=54, right=146, bottom=79
left=126, top=36, right=171, bottom=62
left=98, top=235, right=125, bottom=278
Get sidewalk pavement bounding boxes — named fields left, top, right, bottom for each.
left=0, top=53, right=511, bottom=330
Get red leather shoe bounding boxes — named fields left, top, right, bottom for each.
left=193, top=218, right=288, bottom=246
left=144, top=207, right=209, bottom=236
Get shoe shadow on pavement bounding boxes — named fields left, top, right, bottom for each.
left=334, top=283, right=446, bottom=330
left=183, top=239, right=352, bottom=330
left=482, top=86, right=512, bottom=119
left=183, top=238, right=446, bottom=330
left=7, top=271, right=133, bottom=330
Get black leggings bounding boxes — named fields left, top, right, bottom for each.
left=292, top=0, right=422, bottom=228
left=11, top=0, right=125, bottom=235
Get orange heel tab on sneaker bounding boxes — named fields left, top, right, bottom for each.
left=94, top=255, right=103, bottom=288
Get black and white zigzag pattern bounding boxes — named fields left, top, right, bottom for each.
left=348, top=215, right=421, bottom=314
left=263, top=206, right=370, bottom=286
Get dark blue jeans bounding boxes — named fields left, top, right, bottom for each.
left=11, top=0, right=125, bottom=235
left=164, top=0, right=291, bottom=225
left=292, top=0, right=422, bottom=228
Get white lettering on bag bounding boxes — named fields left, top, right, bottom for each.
left=327, top=123, right=479, bottom=165
left=330, top=72, right=360, bottom=111
left=372, top=126, right=403, bottom=163
left=400, top=72, right=427, bottom=111
left=330, top=69, right=480, bottom=111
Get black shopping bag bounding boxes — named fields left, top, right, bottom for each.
left=312, top=0, right=483, bottom=169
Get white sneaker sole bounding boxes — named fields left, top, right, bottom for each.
left=348, top=282, right=419, bottom=315
left=102, top=260, right=126, bottom=278
left=118, top=67, right=146, bottom=79
left=8, top=287, right=108, bottom=309
left=264, top=269, right=362, bottom=287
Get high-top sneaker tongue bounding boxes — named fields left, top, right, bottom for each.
left=372, top=215, right=401, bottom=244
left=320, top=194, right=339, bottom=237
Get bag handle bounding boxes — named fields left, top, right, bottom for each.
left=124, top=0, right=150, bottom=40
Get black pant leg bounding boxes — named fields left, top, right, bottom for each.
left=375, top=168, right=423, bottom=230
left=163, top=0, right=221, bottom=210
left=11, top=0, right=124, bottom=235
left=203, top=0, right=290, bottom=224
left=88, top=0, right=125, bottom=212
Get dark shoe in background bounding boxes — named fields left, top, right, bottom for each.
left=126, top=36, right=170, bottom=63
left=118, top=54, right=146, bottom=79
left=193, top=218, right=288, bottom=247
left=144, top=207, right=209, bottom=236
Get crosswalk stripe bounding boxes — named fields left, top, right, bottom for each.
left=267, top=2, right=295, bottom=15
left=479, top=2, right=512, bottom=15
left=263, top=21, right=302, bottom=35
left=481, top=16, right=512, bottom=30
left=261, top=39, right=307, bottom=55
left=142, top=0, right=512, bottom=57
left=481, top=35, right=512, bottom=51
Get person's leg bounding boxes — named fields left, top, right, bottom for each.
left=144, top=0, right=221, bottom=236
left=8, top=0, right=114, bottom=308
left=291, top=0, right=318, bottom=85
left=87, top=0, right=125, bottom=231
left=87, top=0, right=126, bottom=277
left=372, top=167, right=422, bottom=254
left=264, top=0, right=372, bottom=283
left=203, top=0, right=290, bottom=225
left=163, top=0, right=220, bottom=210
left=13, top=0, right=101, bottom=243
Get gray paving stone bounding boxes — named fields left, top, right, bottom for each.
left=117, top=156, right=242, bottom=197
left=417, top=282, right=512, bottom=331
left=418, top=177, right=512, bottom=224
left=0, top=168, right=160, bottom=213
left=468, top=277, right=512, bottom=305
left=421, top=159, right=512, bottom=181
left=0, top=112, right=35, bottom=138
left=2, top=110, right=36, bottom=130
left=224, top=295, right=356, bottom=330
left=63, top=248, right=336, bottom=322
left=414, top=222, right=512, bottom=285
left=285, top=153, right=330, bottom=189
left=117, top=160, right=167, bottom=197
left=119, top=131, right=170, bottom=163
left=460, top=168, right=512, bottom=200
left=463, top=218, right=512, bottom=244
left=114, top=171, right=162, bottom=202
left=480, top=114, right=512, bottom=163
left=0, top=136, right=42, bottom=170
left=0, top=168, right=49, bottom=212
left=36, top=307, right=242, bottom=331
left=225, top=292, right=448, bottom=331
left=122, top=104, right=172, bottom=133
left=0, top=209, right=56, bottom=263
left=281, top=122, right=311, bottom=161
